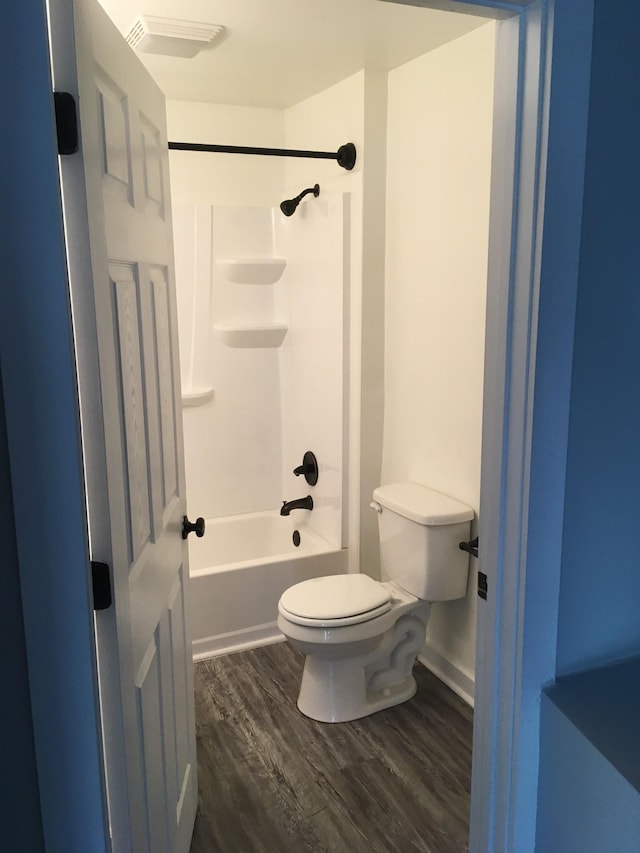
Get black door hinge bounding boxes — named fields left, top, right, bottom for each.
left=91, top=561, right=112, bottom=610
left=477, top=571, right=488, bottom=601
left=54, top=91, right=79, bottom=155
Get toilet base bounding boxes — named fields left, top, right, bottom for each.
left=297, top=656, right=418, bottom=722
left=294, top=610, right=428, bottom=723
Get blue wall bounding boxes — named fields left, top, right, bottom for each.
left=0, top=0, right=108, bottom=849
left=537, top=696, right=640, bottom=852
left=537, top=2, right=640, bottom=842
left=0, top=369, right=44, bottom=851
left=536, top=5, right=640, bottom=844
left=557, top=0, right=640, bottom=674
left=0, top=0, right=46, bottom=846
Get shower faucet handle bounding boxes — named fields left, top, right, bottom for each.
left=293, top=451, right=318, bottom=486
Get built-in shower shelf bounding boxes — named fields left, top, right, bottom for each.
left=214, top=323, right=288, bottom=349
left=181, top=386, right=215, bottom=407
left=216, top=257, right=287, bottom=285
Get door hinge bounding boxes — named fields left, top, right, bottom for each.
left=477, top=571, right=488, bottom=601
left=54, top=91, right=79, bottom=155
left=91, top=561, right=112, bottom=611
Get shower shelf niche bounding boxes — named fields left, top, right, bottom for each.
left=214, top=323, right=288, bottom=349
left=181, top=386, right=215, bottom=407
left=215, top=257, right=287, bottom=285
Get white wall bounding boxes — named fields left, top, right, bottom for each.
left=278, top=194, right=347, bottom=548
left=382, top=24, right=496, bottom=697
left=209, top=206, right=285, bottom=517
left=173, top=204, right=213, bottom=397
left=169, top=79, right=385, bottom=566
left=167, top=101, right=284, bottom=205
left=167, top=104, right=285, bottom=518
left=284, top=70, right=387, bottom=574
left=168, top=100, right=348, bottom=533
left=359, top=71, right=388, bottom=580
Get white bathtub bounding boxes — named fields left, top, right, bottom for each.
left=188, top=510, right=347, bottom=660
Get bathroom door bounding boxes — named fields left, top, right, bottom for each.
left=51, top=0, right=197, bottom=850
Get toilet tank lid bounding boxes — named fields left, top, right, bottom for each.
left=373, top=482, right=474, bottom=525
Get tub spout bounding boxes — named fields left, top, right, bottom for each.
left=280, top=495, right=314, bottom=516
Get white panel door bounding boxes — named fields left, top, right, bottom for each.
left=57, top=1, right=198, bottom=850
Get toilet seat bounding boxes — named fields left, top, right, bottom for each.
left=278, top=574, right=392, bottom=628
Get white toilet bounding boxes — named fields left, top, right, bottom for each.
left=277, top=482, right=474, bottom=723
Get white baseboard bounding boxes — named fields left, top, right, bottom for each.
left=418, top=644, right=475, bottom=708
left=193, top=622, right=284, bottom=661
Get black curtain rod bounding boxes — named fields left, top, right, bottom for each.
left=167, top=141, right=356, bottom=171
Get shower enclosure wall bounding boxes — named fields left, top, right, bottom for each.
left=174, top=195, right=349, bottom=658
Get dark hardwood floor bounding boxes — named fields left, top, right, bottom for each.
left=190, top=641, right=473, bottom=853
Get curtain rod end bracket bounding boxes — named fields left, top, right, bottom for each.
left=337, top=142, right=356, bottom=171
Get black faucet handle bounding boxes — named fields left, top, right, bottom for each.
left=293, top=451, right=318, bottom=486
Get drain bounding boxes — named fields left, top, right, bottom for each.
left=292, top=530, right=301, bottom=547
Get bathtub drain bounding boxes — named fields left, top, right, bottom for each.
left=292, top=530, right=301, bottom=547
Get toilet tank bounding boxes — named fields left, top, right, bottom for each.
left=372, top=483, right=474, bottom=601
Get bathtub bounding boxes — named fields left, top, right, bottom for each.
left=188, top=510, right=347, bottom=660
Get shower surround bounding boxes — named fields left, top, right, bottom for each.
left=174, top=197, right=349, bottom=658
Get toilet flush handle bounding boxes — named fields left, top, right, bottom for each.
left=459, top=536, right=479, bottom=558
left=370, top=501, right=382, bottom=513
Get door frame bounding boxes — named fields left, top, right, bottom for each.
left=1, top=0, right=594, bottom=850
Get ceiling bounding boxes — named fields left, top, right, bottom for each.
left=97, top=0, right=486, bottom=108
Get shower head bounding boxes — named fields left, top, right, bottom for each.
left=280, top=183, right=320, bottom=216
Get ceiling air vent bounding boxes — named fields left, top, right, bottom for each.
left=125, top=15, right=225, bottom=58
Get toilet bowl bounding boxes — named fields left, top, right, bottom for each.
left=277, top=483, right=474, bottom=723
left=277, top=574, right=430, bottom=722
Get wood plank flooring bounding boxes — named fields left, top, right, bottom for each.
left=190, top=642, right=473, bottom=853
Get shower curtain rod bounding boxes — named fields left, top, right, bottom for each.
left=167, top=140, right=357, bottom=171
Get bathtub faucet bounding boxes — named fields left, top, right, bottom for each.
left=280, top=495, right=314, bottom=516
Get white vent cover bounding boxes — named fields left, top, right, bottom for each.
left=125, top=15, right=225, bottom=58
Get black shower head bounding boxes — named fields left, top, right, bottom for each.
left=280, top=183, right=320, bottom=216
